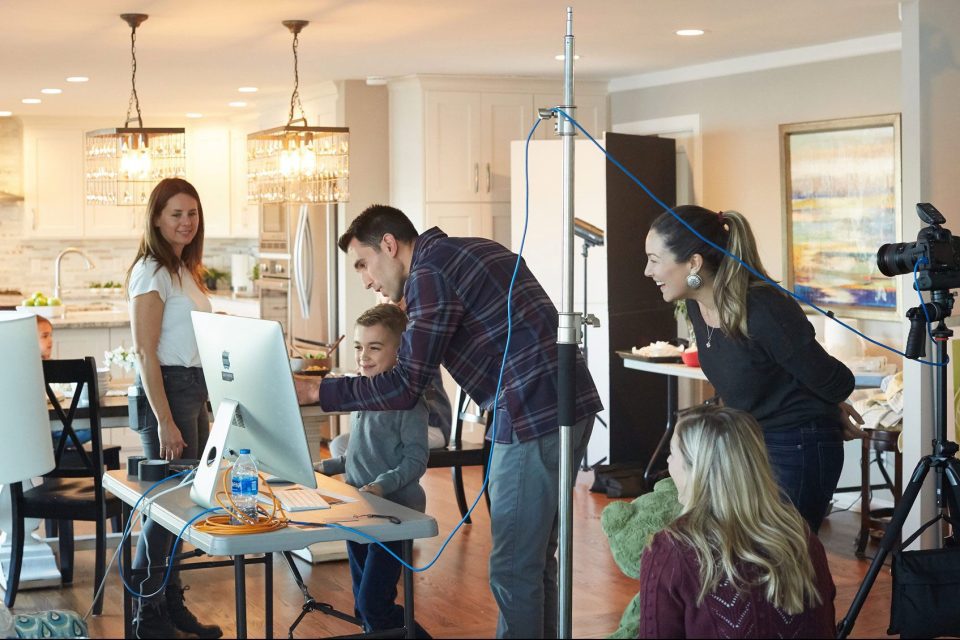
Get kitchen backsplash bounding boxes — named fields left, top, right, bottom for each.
left=0, top=117, right=257, bottom=297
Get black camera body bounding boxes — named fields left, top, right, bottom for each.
left=877, top=203, right=960, bottom=291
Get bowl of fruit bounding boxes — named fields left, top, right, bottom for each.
left=290, top=353, right=331, bottom=377
left=16, top=291, right=64, bottom=318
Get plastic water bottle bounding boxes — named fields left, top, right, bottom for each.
left=230, top=449, right=259, bottom=524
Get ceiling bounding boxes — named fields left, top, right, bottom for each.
left=0, top=0, right=902, bottom=119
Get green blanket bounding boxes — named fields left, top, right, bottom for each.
left=600, top=477, right=682, bottom=639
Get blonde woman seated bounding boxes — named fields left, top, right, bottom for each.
left=639, top=405, right=836, bottom=638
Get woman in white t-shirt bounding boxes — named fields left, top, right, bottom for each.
left=124, top=178, right=221, bottom=639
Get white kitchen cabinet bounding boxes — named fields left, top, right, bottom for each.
left=23, top=126, right=85, bottom=238
left=425, top=202, right=511, bottom=247
left=390, top=76, right=607, bottom=241
left=186, top=125, right=231, bottom=238
left=229, top=129, right=257, bottom=238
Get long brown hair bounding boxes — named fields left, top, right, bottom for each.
left=668, top=405, right=823, bottom=614
left=124, top=178, right=206, bottom=293
left=650, top=205, right=776, bottom=339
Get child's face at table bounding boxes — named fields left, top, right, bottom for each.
left=36, top=321, right=53, bottom=360
left=354, top=323, right=400, bottom=377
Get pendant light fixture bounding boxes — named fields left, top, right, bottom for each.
left=247, top=20, right=349, bottom=204
left=85, top=14, right=185, bottom=206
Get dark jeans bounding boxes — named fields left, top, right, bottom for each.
left=347, top=540, right=429, bottom=637
left=764, top=418, right=844, bottom=533
left=132, top=366, right=209, bottom=601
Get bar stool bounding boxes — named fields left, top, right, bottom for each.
left=855, top=427, right=903, bottom=557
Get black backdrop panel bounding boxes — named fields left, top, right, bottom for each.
left=604, top=133, right=676, bottom=464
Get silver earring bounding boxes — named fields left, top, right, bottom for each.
left=686, top=273, right=703, bottom=289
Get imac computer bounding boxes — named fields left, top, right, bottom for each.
left=189, top=311, right=317, bottom=509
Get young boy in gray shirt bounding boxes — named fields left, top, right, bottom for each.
left=314, top=304, right=431, bottom=636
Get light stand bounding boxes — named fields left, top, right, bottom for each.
left=555, top=8, right=579, bottom=639
left=575, top=218, right=607, bottom=471
left=837, top=288, right=960, bottom=637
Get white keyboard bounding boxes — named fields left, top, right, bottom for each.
left=258, top=487, right=330, bottom=511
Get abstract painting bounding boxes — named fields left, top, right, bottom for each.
left=781, top=114, right=901, bottom=319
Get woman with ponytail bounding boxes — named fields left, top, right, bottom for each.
left=643, top=205, right=860, bottom=532
left=638, top=405, right=836, bottom=638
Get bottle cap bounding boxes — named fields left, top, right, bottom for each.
left=239, top=449, right=251, bottom=455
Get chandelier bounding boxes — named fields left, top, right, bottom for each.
left=85, top=14, right=185, bottom=206
left=247, top=20, right=349, bottom=204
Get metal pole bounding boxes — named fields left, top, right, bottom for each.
left=557, top=7, right=579, bottom=639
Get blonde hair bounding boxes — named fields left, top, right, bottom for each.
left=650, top=206, right=778, bottom=339
left=667, top=405, right=823, bottom=614
left=124, top=178, right=207, bottom=294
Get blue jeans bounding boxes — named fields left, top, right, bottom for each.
left=346, top=540, right=428, bottom=636
left=763, top=418, right=844, bottom=533
left=488, top=415, right=595, bottom=639
left=132, top=366, right=209, bottom=600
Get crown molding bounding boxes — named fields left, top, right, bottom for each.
left=609, top=32, right=902, bottom=93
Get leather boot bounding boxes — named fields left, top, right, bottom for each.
left=132, top=599, right=179, bottom=639
left=165, top=584, right=223, bottom=638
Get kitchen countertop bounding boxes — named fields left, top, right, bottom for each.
left=3, top=292, right=257, bottom=329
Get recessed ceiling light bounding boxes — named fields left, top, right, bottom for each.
left=185, top=112, right=203, bottom=118
left=66, top=76, right=89, bottom=83
left=0, top=111, right=12, bottom=117
left=228, top=101, right=247, bottom=108
left=676, top=29, right=705, bottom=37
left=41, top=88, right=62, bottom=95
left=238, top=87, right=258, bottom=93
left=554, top=54, right=581, bottom=61
left=21, top=98, right=41, bottom=104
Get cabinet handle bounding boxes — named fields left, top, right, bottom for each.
left=486, top=163, right=491, bottom=193
left=474, top=163, right=479, bottom=193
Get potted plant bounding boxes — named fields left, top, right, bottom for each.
left=203, top=267, right=229, bottom=291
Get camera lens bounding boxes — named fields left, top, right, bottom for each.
left=877, top=241, right=924, bottom=277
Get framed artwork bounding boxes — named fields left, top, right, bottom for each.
left=780, top=114, right=901, bottom=320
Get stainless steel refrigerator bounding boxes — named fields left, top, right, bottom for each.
left=258, top=202, right=339, bottom=365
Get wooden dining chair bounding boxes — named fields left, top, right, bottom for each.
left=5, top=357, right=122, bottom=615
left=427, top=386, right=492, bottom=524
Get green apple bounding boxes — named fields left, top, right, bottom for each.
left=22, top=298, right=34, bottom=307
left=46, top=297, right=62, bottom=306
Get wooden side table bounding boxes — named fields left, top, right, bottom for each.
left=855, top=427, right=903, bottom=557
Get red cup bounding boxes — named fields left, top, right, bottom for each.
left=681, top=349, right=700, bottom=367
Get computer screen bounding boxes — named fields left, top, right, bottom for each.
left=191, top=311, right=317, bottom=489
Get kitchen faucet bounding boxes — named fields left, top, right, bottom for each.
left=54, top=248, right=96, bottom=301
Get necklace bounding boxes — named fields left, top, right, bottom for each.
left=705, top=324, right=717, bottom=348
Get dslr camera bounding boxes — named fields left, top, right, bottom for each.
left=877, top=203, right=960, bottom=292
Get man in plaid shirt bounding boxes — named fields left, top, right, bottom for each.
left=296, top=204, right=602, bottom=638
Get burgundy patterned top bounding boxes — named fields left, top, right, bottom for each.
left=638, top=529, right=836, bottom=638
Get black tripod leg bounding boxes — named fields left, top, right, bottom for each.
left=837, top=456, right=933, bottom=639
left=941, top=460, right=960, bottom=545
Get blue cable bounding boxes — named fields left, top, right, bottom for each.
left=299, top=117, right=545, bottom=572
left=551, top=107, right=946, bottom=368
left=114, top=469, right=221, bottom=599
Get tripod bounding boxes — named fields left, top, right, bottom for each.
left=837, top=289, right=960, bottom=638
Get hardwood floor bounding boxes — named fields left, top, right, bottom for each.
left=7, top=466, right=893, bottom=638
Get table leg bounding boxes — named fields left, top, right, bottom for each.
left=265, top=552, right=273, bottom=640
left=643, top=375, right=678, bottom=485
left=402, top=540, right=414, bottom=639
left=122, top=502, right=132, bottom=639
left=234, top=555, right=247, bottom=639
